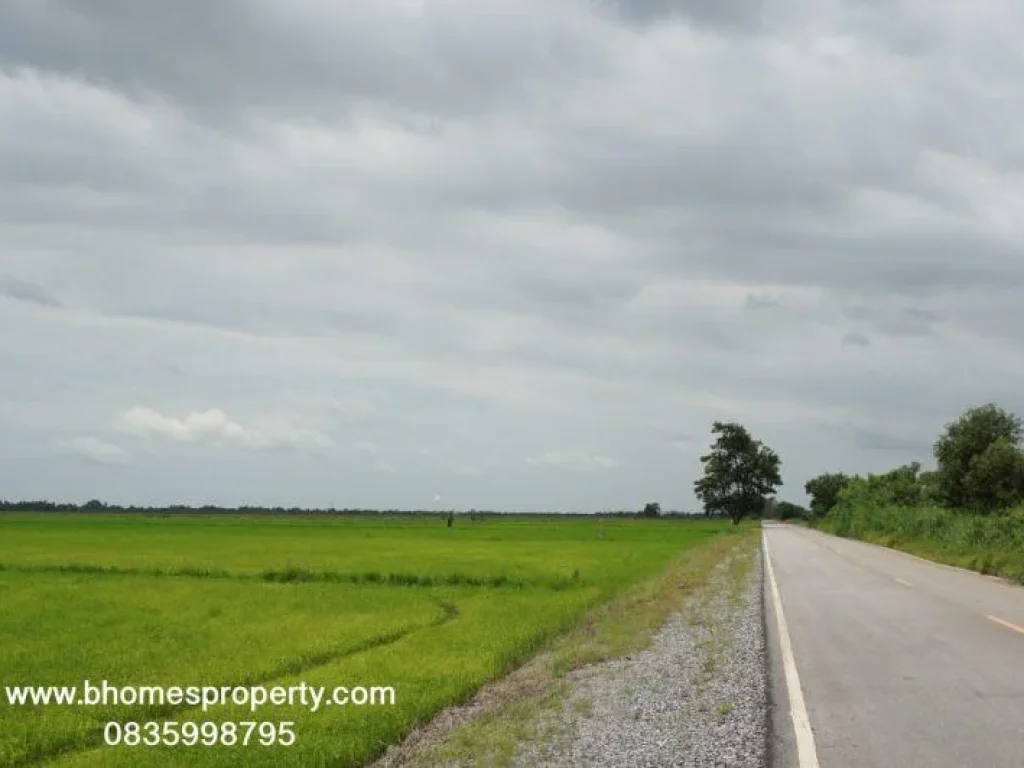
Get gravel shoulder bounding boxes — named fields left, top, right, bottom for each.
left=372, top=530, right=766, bottom=768
left=512, top=540, right=767, bottom=767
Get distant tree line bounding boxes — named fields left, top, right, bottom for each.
left=801, top=404, right=1024, bottom=581
left=687, top=404, right=1024, bottom=530
left=0, top=501, right=703, bottom=518
left=804, top=403, right=1024, bottom=519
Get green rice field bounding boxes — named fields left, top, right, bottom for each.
left=0, top=513, right=730, bottom=767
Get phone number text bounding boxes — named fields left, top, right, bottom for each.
left=103, top=721, right=296, bottom=747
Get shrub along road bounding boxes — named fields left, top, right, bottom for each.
left=764, top=522, right=1024, bottom=768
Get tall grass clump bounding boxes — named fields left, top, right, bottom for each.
left=817, top=474, right=1024, bottom=583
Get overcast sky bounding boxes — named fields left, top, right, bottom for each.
left=2, top=0, right=1023, bottom=512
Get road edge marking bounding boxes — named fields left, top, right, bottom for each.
left=894, top=578, right=913, bottom=588
left=764, top=532, right=820, bottom=768
left=986, top=614, right=1024, bottom=637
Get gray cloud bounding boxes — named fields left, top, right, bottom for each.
left=0, top=1, right=608, bottom=127
left=1, top=275, right=62, bottom=307
left=744, top=294, right=783, bottom=311
left=844, top=426, right=931, bottom=456
left=524, top=451, right=620, bottom=472
left=841, top=302, right=942, bottom=338
left=1, top=0, right=1023, bottom=510
left=841, top=331, right=871, bottom=347
left=54, top=436, right=127, bottom=464
left=596, top=0, right=767, bottom=30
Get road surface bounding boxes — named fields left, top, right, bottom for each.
left=763, top=522, right=1024, bottom=768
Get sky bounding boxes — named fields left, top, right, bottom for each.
left=2, top=0, right=1024, bottom=512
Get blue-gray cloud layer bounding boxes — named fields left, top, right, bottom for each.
left=2, top=0, right=1022, bottom=510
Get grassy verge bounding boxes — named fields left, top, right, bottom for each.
left=815, top=502, right=1024, bottom=583
left=383, top=523, right=760, bottom=767
left=684, top=540, right=757, bottom=692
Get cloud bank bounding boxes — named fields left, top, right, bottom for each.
left=2, top=0, right=1023, bottom=510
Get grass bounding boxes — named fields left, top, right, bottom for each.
left=0, top=513, right=730, bottom=767
left=692, top=544, right=756, bottom=692
left=816, top=502, right=1024, bottom=583
left=1, top=575, right=440, bottom=766
left=572, top=698, right=593, bottom=717
left=0, top=514, right=717, bottom=591
left=714, top=702, right=734, bottom=720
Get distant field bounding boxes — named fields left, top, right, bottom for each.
left=0, top=514, right=727, bottom=767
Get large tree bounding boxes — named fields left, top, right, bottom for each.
left=804, top=473, right=852, bottom=518
left=694, top=421, right=783, bottom=524
left=933, top=404, right=1024, bottom=510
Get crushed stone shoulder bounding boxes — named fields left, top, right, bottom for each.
left=513, top=544, right=767, bottom=767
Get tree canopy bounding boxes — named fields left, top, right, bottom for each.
left=693, top=421, right=782, bottom=524
left=933, top=403, right=1024, bottom=511
left=640, top=501, right=661, bottom=518
left=804, top=473, right=852, bottom=518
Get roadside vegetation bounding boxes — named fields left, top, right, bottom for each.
left=0, top=514, right=729, bottom=767
left=803, top=403, right=1024, bottom=583
left=383, top=525, right=759, bottom=767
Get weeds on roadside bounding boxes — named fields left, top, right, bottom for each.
left=819, top=502, right=1024, bottom=583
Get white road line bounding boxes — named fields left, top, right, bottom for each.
left=895, top=578, right=913, bottom=588
left=764, top=532, right=820, bottom=768
left=986, top=614, right=1024, bottom=637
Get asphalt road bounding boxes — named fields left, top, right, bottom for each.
left=763, top=522, right=1024, bottom=768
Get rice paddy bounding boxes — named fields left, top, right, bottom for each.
left=0, top=513, right=729, bottom=767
